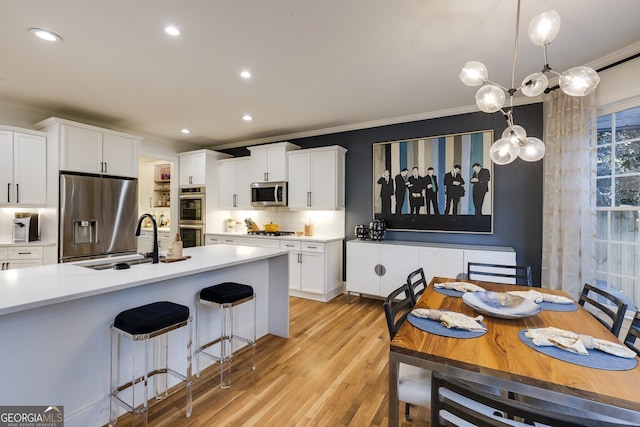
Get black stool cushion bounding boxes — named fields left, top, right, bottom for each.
left=114, top=301, right=189, bottom=335
left=200, top=282, right=254, bottom=304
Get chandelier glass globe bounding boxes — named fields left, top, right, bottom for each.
left=560, top=66, right=600, bottom=96
left=519, top=137, right=546, bottom=162
left=459, top=61, right=488, bottom=86
left=490, top=137, right=519, bottom=165
left=475, top=85, right=506, bottom=113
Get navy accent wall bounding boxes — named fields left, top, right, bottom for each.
left=225, top=104, right=544, bottom=285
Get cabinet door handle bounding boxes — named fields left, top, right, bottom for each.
left=284, top=244, right=295, bottom=248
left=233, top=194, right=237, bottom=207
left=15, top=183, right=19, bottom=203
left=18, top=252, right=32, bottom=255
left=104, top=162, right=108, bottom=173
left=298, top=253, right=302, bottom=263
left=307, top=245, right=317, bottom=249
left=189, top=176, right=193, bottom=185
left=6, top=183, right=10, bottom=203
left=374, top=264, right=386, bottom=276
left=149, top=197, right=153, bottom=208
left=264, top=172, right=268, bottom=181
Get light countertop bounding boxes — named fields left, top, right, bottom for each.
left=0, top=241, right=56, bottom=247
left=0, top=245, right=288, bottom=317
left=207, top=232, right=344, bottom=243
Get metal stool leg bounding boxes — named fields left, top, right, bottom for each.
left=220, top=303, right=232, bottom=389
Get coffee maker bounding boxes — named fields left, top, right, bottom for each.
left=13, top=213, right=39, bottom=243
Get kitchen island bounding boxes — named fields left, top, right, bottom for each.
left=0, top=244, right=289, bottom=427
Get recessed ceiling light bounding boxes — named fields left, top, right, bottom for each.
left=180, top=128, right=190, bottom=134
left=29, top=28, right=62, bottom=42
left=165, top=26, right=180, bottom=36
left=240, top=70, right=252, bottom=79
left=242, top=115, right=253, bottom=121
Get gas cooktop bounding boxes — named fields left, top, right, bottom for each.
left=247, top=230, right=295, bottom=237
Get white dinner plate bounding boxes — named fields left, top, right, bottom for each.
left=462, top=291, right=541, bottom=319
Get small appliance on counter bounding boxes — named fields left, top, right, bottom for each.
left=13, top=212, right=39, bottom=243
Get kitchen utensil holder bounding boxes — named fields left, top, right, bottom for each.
left=304, top=224, right=314, bottom=236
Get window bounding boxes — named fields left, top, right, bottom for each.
left=595, top=105, right=640, bottom=307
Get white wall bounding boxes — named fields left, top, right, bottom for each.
left=596, top=55, right=640, bottom=110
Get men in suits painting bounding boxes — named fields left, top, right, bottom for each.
left=444, top=164, right=465, bottom=218
left=424, top=167, right=439, bottom=215
left=470, top=162, right=490, bottom=218
left=407, top=167, right=424, bottom=220
left=377, top=169, right=394, bottom=216
left=394, top=168, right=409, bottom=215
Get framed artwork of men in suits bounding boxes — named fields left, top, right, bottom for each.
left=372, top=130, right=493, bottom=234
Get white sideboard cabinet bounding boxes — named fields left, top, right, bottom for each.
left=346, top=240, right=516, bottom=301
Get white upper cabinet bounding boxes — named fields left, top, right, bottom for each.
left=61, top=124, right=139, bottom=177
left=35, top=117, right=140, bottom=178
left=178, top=149, right=231, bottom=187
left=247, top=142, right=300, bottom=182
left=0, top=128, right=47, bottom=207
left=179, top=151, right=207, bottom=186
left=218, top=157, right=251, bottom=209
left=288, top=145, right=346, bottom=210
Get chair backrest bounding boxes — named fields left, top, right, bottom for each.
left=467, top=262, right=533, bottom=286
left=406, top=267, right=427, bottom=305
left=578, top=283, right=628, bottom=337
left=431, top=370, right=632, bottom=427
left=383, top=283, right=414, bottom=340
left=624, top=310, right=640, bottom=357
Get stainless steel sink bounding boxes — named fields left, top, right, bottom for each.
left=81, top=256, right=164, bottom=270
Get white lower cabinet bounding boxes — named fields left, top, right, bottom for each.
left=281, top=240, right=343, bottom=302
left=1, top=246, right=44, bottom=270
left=138, top=231, right=172, bottom=253
left=346, top=240, right=516, bottom=299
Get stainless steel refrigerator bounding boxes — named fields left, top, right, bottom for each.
left=59, top=173, right=138, bottom=262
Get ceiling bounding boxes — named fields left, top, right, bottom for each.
left=1, top=1, right=639, bottom=150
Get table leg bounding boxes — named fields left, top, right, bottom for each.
left=388, top=351, right=400, bottom=427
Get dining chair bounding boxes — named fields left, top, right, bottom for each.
left=578, top=283, right=628, bottom=337
left=431, top=370, right=633, bottom=427
left=406, top=267, right=428, bottom=305
left=467, top=262, right=533, bottom=286
left=624, top=310, right=640, bottom=357
left=383, top=283, right=431, bottom=421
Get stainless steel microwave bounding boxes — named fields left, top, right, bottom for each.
left=250, top=181, right=287, bottom=207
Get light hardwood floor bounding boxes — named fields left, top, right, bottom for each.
left=112, top=294, right=429, bottom=427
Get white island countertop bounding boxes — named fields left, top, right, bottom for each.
left=0, top=244, right=288, bottom=317
left=0, top=244, right=290, bottom=426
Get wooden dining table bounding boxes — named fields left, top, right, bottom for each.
left=389, top=277, right=640, bottom=426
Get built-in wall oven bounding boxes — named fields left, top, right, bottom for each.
left=178, top=186, right=205, bottom=247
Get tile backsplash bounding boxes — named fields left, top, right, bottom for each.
left=208, top=208, right=345, bottom=237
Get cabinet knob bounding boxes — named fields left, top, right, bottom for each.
left=374, top=264, right=386, bottom=276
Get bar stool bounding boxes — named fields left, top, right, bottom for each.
left=109, top=301, right=192, bottom=427
left=196, top=282, right=256, bottom=388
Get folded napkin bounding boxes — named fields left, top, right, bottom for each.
left=507, top=289, right=573, bottom=304
left=412, top=308, right=486, bottom=332
left=525, top=327, right=636, bottom=359
left=434, top=281, right=485, bottom=293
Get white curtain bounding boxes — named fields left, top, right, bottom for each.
left=541, top=90, right=597, bottom=300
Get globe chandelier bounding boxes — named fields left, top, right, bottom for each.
left=459, top=0, right=600, bottom=165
